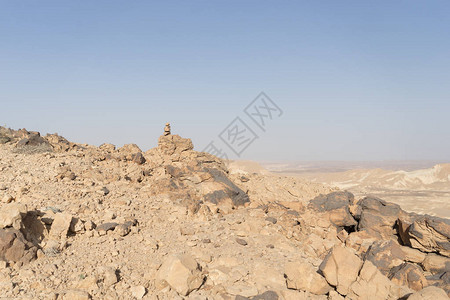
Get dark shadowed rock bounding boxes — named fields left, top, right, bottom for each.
left=0, top=228, right=37, bottom=264
left=309, top=191, right=355, bottom=211
left=131, top=152, right=146, bottom=164
left=356, top=196, right=407, bottom=239
left=237, top=291, right=279, bottom=300
left=0, top=134, right=11, bottom=144
left=309, top=191, right=357, bottom=228
left=96, top=222, right=119, bottom=234
left=389, top=262, right=428, bottom=291
left=17, top=132, right=49, bottom=147
left=403, top=216, right=450, bottom=257
left=364, top=240, right=406, bottom=275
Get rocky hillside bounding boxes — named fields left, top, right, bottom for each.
left=0, top=126, right=449, bottom=299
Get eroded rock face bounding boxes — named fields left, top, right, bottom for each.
left=403, top=216, right=450, bottom=257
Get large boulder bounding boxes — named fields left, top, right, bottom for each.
left=399, top=216, right=450, bottom=257
left=347, top=260, right=410, bottom=300
left=388, top=262, right=428, bottom=291
left=355, top=196, right=407, bottom=239
left=364, top=240, right=406, bottom=275
left=319, top=245, right=363, bottom=295
left=284, top=261, right=332, bottom=295
left=155, top=254, right=204, bottom=296
left=309, top=191, right=357, bottom=228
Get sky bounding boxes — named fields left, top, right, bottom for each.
left=1, top=1, right=450, bottom=161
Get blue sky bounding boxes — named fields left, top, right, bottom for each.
left=1, top=1, right=449, bottom=161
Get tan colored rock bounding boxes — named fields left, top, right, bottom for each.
left=345, top=231, right=378, bottom=254
left=401, top=245, right=426, bottom=263
left=406, top=286, right=449, bottom=300
left=49, top=213, right=72, bottom=240
left=328, top=290, right=344, bottom=300
left=347, top=260, right=409, bottom=300
left=130, top=285, right=146, bottom=299
left=156, top=254, right=204, bottom=296
left=62, top=290, right=91, bottom=300
left=318, top=245, right=363, bottom=295
left=164, top=123, right=171, bottom=136
left=285, top=261, right=331, bottom=295
left=423, top=253, right=450, bottom=273
left=101, top=267, right=118, bottom=287
left=1, top=194, right=14, bottom=204
left=389, top=262, right=428, bottom=291
left=0, top=203, right=27, bottom=229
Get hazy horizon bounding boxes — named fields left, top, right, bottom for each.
left=2, top=1, right=450, bottom=161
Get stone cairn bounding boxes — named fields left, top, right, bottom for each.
left=164, top=123, right=171, bottom=136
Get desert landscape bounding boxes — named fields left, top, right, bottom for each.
left=0, top=126, right=449, bottom=299
left=263, top=161, right=450, bottom=219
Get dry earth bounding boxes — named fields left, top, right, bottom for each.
left=264, top=162, right=450, bottom=219
left=0, top=126, right=449, bottom=300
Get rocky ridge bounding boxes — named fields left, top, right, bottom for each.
left=0, top=126, right=449, bottom=299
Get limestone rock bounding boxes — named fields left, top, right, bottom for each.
left=406, top=286, right=449, bottom=300
left=345, top=230, right=378, bottom=255
left=156, top=254, right=204, bottom=296
left=347, top=260, right=408, bottom=300
left=49, top=213, right=72, bottom=240
left=401, top=245, right=426, bottom=263
left=422, top=253, right=450, bottom=273
left=1, top=194, right=14, bottom=204
left=0, top=228, right=37, bottom=263
left=389, top=262, right=428, bottom=291
left=158, top=134, right=193, bottom=156
left=130, top=285, right=146, bottom=299
left=405, top=216, right=450, bottom=257
left=0, top=203, right=27, bottom=229
left=355, top=196, right=407, bottom=239
left=309, top=191, right=357, bottom=227
left=284, top=261, right=331, bottom=295
left=364, top=240, right=406, bottom=275
left=318, top=245, right=363, bottom=295
left=62, top=290, right=91, bottom=300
